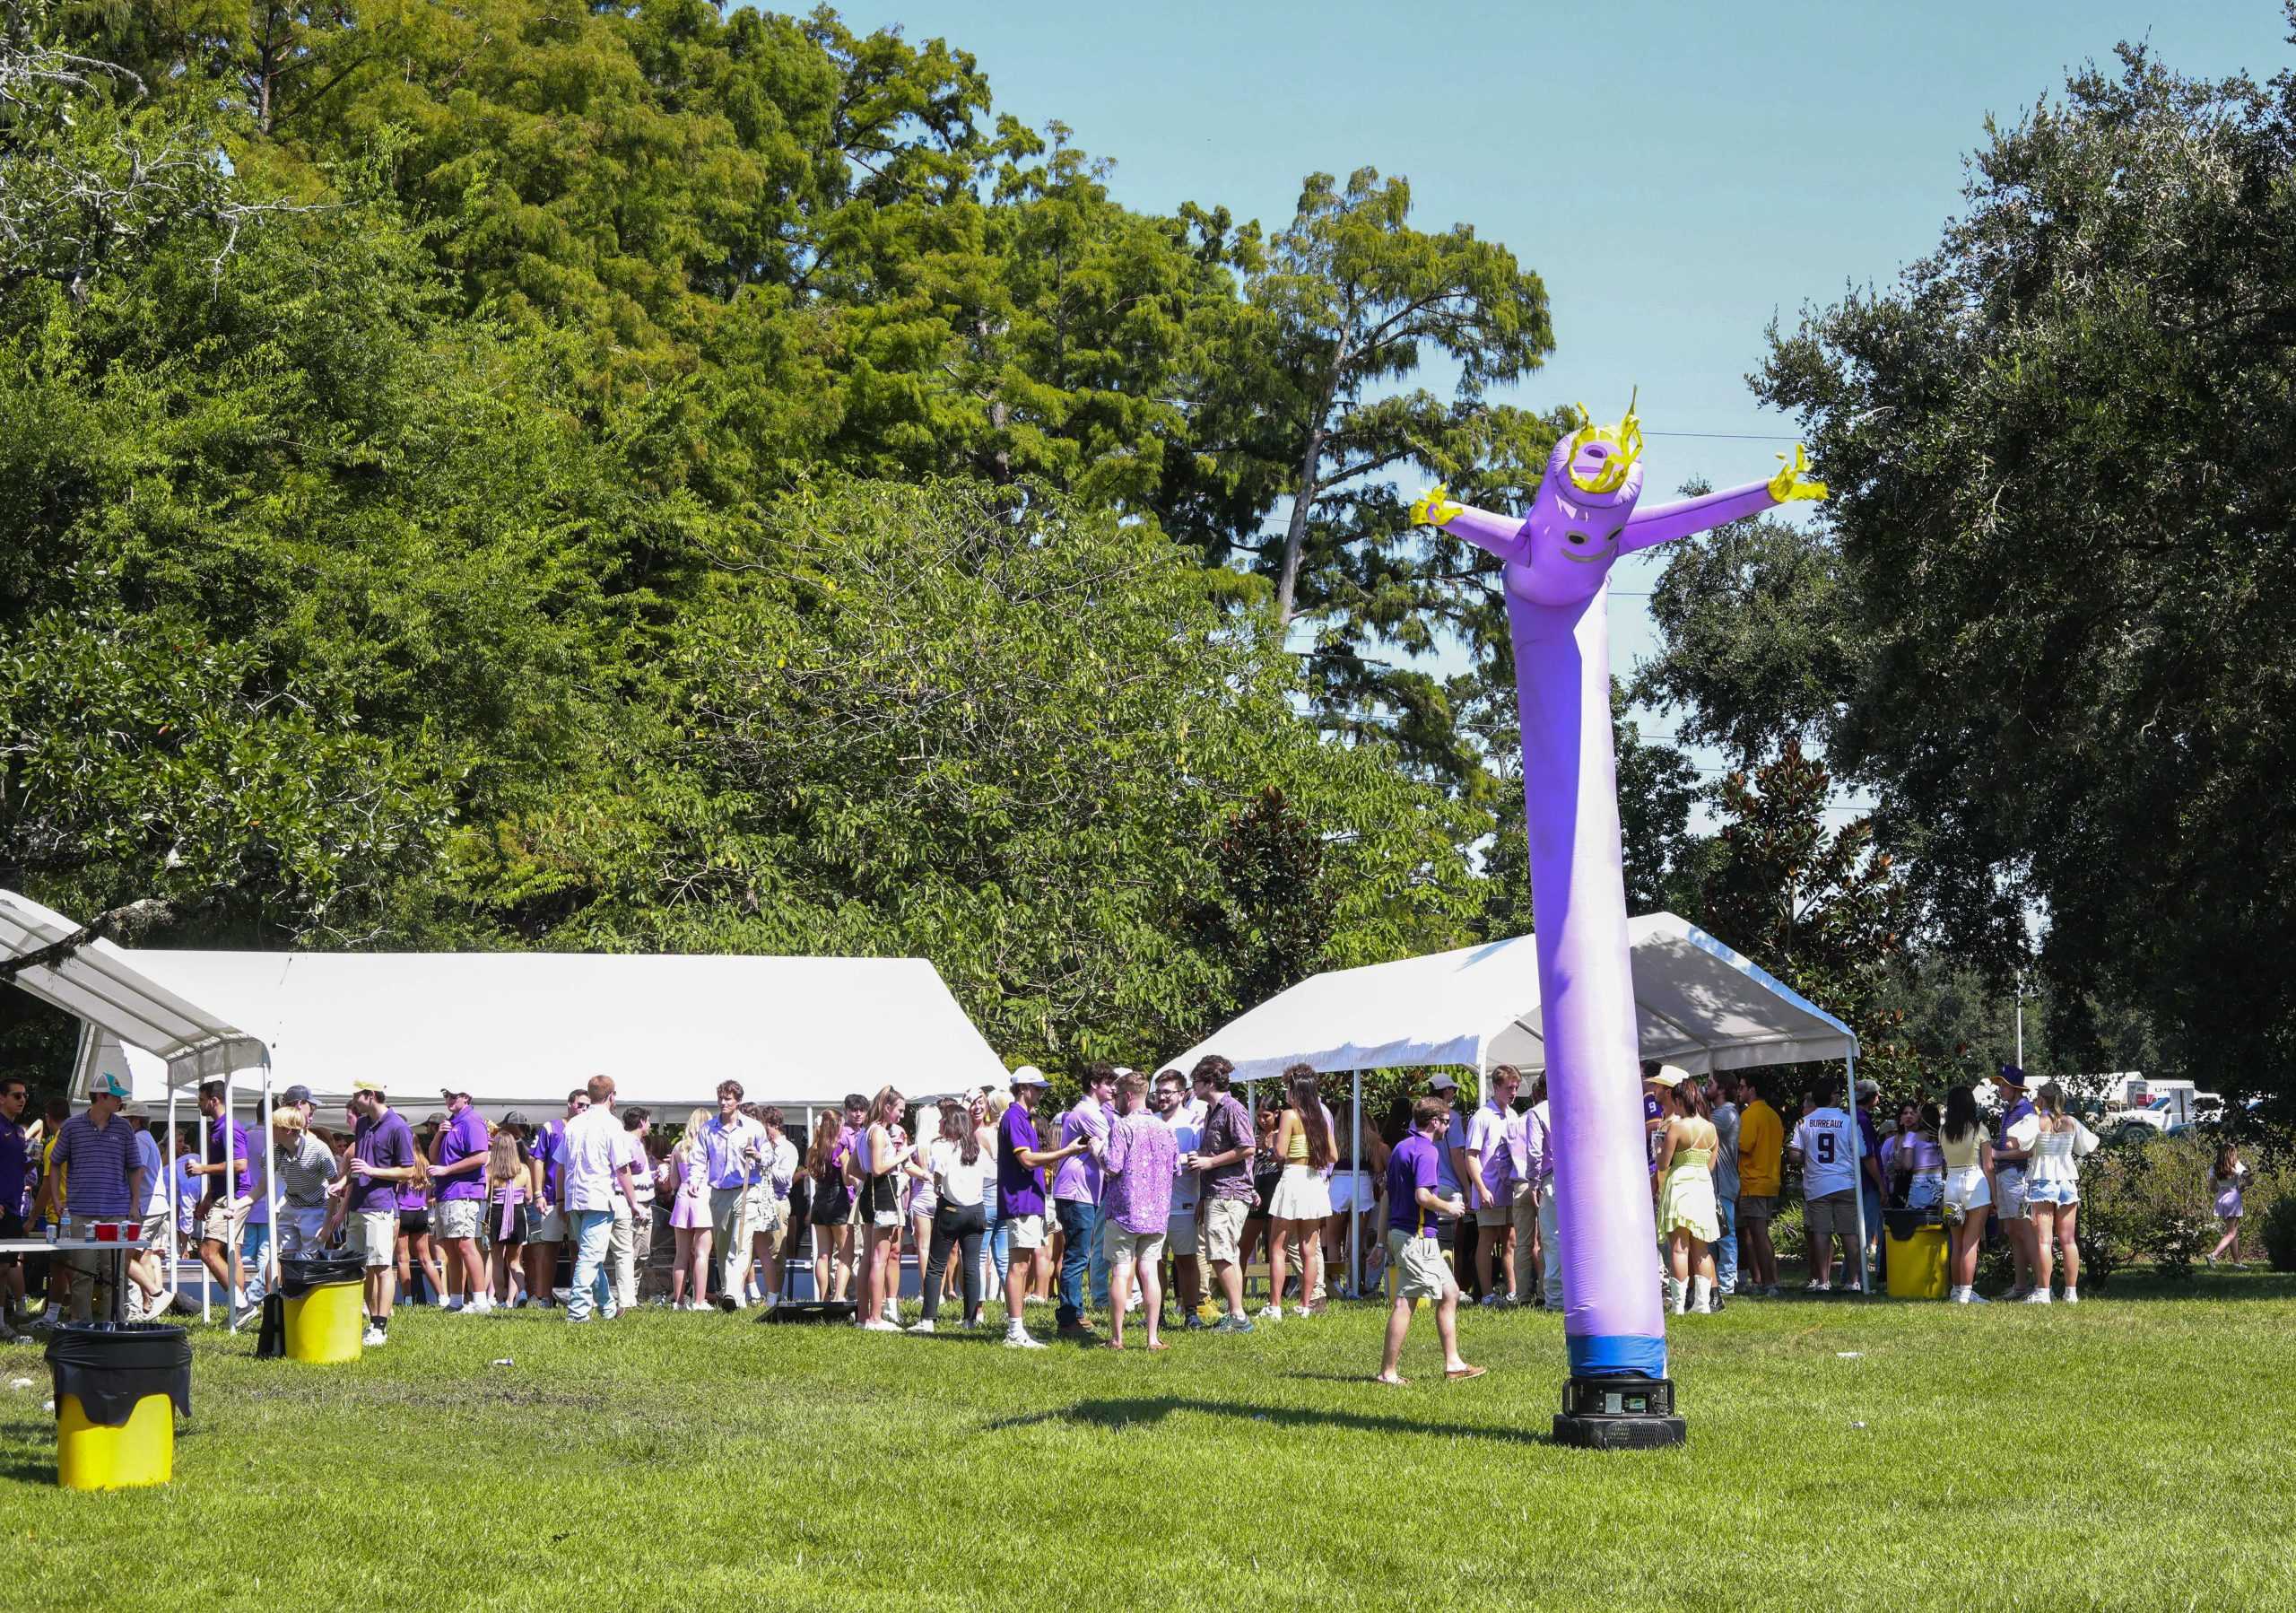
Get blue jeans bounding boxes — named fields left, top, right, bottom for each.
left=241, top=1221, right=273, bottom=1305
left=1054, top=1199, right=1100, bottom=1328
left=980, top=1183, right=1010, bottom=1290
left=1713, top=1195, right=1739, bottom=1294
left=1859, top=1185, right=1883, bottom=1286
left=566, top=1208, right=615, bottom=1321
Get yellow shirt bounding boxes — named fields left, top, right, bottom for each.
left=1737, top=1100, right=1783, bottom=1197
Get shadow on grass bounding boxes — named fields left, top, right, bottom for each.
left=983, top=1395, right=1552, bottom=1448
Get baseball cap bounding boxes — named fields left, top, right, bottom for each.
left=121, top=1100, right=152, bottom=1120
left=501, top=1110, right=534, bottom=1128
left=422, top=1111, right=449, bottom=1128
left=1427, top=1074, right=1458, bottom=1093
left=441, top=1087, right=473, bottom=1104
left=281, top=1084, right=315, bottom=1106
left=91, top=1071, right=129, bottom=1100
left=1009, top=1065, right=1049, bottom=1089
left=351, top=1078, right=387, bottom=1096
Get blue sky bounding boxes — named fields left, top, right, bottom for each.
left=840, top=0, right=2290, bottom=802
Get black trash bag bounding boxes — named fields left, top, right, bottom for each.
left=255, top=1293, right=288, bottom=1359
left=45, top=1322, right=192, bottom=1428
left=1882, top=1206, right=1938, bottom=1240
left=277, top=1255, right=363, bottom=1301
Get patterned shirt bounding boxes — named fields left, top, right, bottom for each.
left=1100, top=1112, right=1177, bottom=1235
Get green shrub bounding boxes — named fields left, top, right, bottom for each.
left=2263, top=1196, right=2296, bottom=1273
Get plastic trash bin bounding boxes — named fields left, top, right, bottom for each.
left=281, top=1255, right=365, bottom=1364
left=46, top=1322, right=192, bottom=1490
left=1883, top=1209, right=1949, bottom=1300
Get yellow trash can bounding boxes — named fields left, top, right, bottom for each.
left=282, top=1259, right=365, bottom=1365
left=1884, top=1215, right=1949, bottom=1300
left=47, top=1322, right=191, bottom=1491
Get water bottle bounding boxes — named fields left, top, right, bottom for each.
left=57, top=1211, right=73, bottom=1243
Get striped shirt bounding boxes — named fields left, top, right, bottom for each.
left=51, top=1111, right=141, bottom=1218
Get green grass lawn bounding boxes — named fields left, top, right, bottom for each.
left=0, top=1270, right=2289, bottom=1611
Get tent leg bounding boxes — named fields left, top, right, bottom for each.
left=260, top=1054, right=277, bottom=1303
left=202, top=1048, right=214, bottom=1324
left=1350, top=1070, right=1361, bottom=1300
left=158, top=1084, right=178, bottom=1317
left=1848, top=1049, right=1870, bottom=1295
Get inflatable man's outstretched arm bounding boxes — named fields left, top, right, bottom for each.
left=1409, top=484, right=1527, bottom=562
left=1620, top=446, right=1826, bottom=554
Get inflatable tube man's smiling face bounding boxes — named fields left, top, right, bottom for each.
left=1509, top=399, right=1646, bottom=608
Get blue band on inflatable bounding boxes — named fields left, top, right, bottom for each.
left=1566, top=1331, right=1667, bottom=1378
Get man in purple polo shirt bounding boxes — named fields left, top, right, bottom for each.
left=1187, top=1055, right=1257, bottom=1333
left=430, top=1088, right=491, bottom=1313
left=1377, top=1095, right=1478, bottom=1385
left=1050, top=1063, right=1114, bottom=1338
left=189, top=1078, right=252, bottom=1311
left=524, top=1086, right=588, bottom=1309
left=324, top=1079, right=418, bottom=1346
left=38, top=1073, right=148, bottom=1323
left=996, top=1068, right=1085, bottom=1349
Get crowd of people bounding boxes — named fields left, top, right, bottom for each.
left=0, top=1052, right=2139, bottom=1359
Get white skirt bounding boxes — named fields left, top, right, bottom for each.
left=1268, top=1164, right=1332, bottom=1223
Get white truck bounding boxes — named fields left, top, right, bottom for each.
left=2101, top=1076, right=2223, bottom=1131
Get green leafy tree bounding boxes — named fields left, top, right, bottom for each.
left=1748, top=31, right=2296, bottom=1103
left=1186, top=785, right=1335, bottom=1023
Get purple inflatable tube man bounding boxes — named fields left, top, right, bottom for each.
left=1411, top=400, right=1824, bottom=1416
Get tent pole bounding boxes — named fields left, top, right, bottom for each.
left=159, top=1077, right=178, bottom=1316
left=202, top=1046, right=214, bottom=1323
left=1349, top=1069, right=1361, bottom=1300
left=260, top=1049, right=277, bottom=1300
left=1848, top=1047, right=1870, bottom=1295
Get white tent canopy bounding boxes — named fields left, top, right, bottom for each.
left=1171, top=911, right=1857, bottom=1085
left=3, top=890, right=1008, bottom=1114
left=75, top=948, right=1006, bottom=1114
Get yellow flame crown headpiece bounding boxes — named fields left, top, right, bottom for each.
left=1564, top=388, right=1645, bottom=495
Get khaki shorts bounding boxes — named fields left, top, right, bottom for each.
left=1993, top=1168, right=2030, bottom=1221
left=1103, top=1223, right=1166, bottom=1267
left=1005, top=1213, right=1047, bottom=1251
left=1738, top=1194, right=1778, bottom=1223
left=356, top=1210, right=398, bottom=1269
left=1166, top=1212, right=1197, bottom=1251
left=1805, top=1190, right=1858, bottom=1242
left=436, top=1199, right=483, bottom=1241
left=1196, top=1197, right=1248, bottom=1266
left=1389, top=1229, right=1458, bottom=1303
left=1474, top=1205, right=1512, bottom=1229
left=200, top=1195, right=251, bottom=1249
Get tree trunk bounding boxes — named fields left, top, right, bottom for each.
left=1274, top=427, right=1324, bottom=625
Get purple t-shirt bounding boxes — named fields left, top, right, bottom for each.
left=436, top=1108, right=490, bottom=1201
left=1100, top=1112, right=1176, bottom=1234
left=206, top=1114, right=252, bottom=1199
left=997, top=1104, right=1046, bottom=1219
left=536, top=1118, right=568, bottom=1201
left=0, top=1122, right=28, bottom=1218
left=1645, top=1092, right=1665, bottom=1174
left=1051, top=1097, right=1108, bottom=1204
left=1856, top=1108, right=1882, bottom=1186
left=1387, top=1131, right=1442, bottom=1236
left=350, top=1110, right=417, bottom=1214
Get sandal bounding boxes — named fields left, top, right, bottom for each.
left=1373, top=1373, right=1407, bottom=1386
left=1100, top=1339, right=1125, bottom=1351
left=1444, top=1365, right=1488, bottom=1382
left=1144, top=1339, right=1169, bottom=1351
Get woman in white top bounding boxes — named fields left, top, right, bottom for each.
left=2022, top=1081, right=2097, bottom=1303
left=1938, top=1084, right=1995, bottom=1304
left=909, top=1102, right=990, bottom=1333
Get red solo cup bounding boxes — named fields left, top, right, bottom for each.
left=92, top=1220, right=121, bottom=1243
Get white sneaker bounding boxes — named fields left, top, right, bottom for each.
left=2062, top=1289, right=2080, bottom=1304
left=2023, top=1290, right=2052, bottom=1304
left=361, top=1325, right=387, bottom=1347
left=762, top=1293, right=780, bottom=1312
left=468, top=1295, right=495, bottom=1315
left=908, top=1320, right=935, bottom=1335
left=1254, top=1304, right=1283, bottom=1321
left=1004, top=1328, right=1046, bottom=1349
left=1804, top=1279, right=1831, bottom=1294
left=1291, top=1305, right=1314, bottom=1321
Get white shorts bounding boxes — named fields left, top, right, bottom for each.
left=531, top=1206, right=569, bottom=1242
left=1944, top=1165, right=1991, bottom=1217
left=1166, top=1211, right=1197, bottom=1250
left=437, top=1199, right=483, bottom=1241
left=1327, top=1173, right=1370, bottom=1214
left=1993, top=1168, right=2030, bottom=1222
left=1005, top=1214, right=1047, bottom=1251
